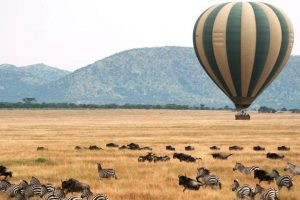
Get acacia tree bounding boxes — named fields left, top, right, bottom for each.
left=22, top=97, right=37, bottom=104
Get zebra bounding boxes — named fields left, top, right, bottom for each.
left=231, top=179, right=255, bottom=200
left=81, top=188, right=108, bottom=200
left=30, top=176, right=41, bottom=185
left=14, top=190, right=25, bottom=200
left=284, top=162, right=300, bottom=176
left=233, top=162, right=259, bottom=175
left=6, top=180, right=28, bottom=198
left=23, top=184, right=47, bottom=199
left=45, top=183, right=55, bottom=192
left=271, top=169, right=293, bottom=190
left=0, top=179, right=11, bottom=191
left=41, top=185, right=81, bottom=200
left=52, top=187, right=66, bottom=198
left=196, top=167, right=221, bottom=189
left=255, top=184, right=279, bottom=200
left=97, top=162, right=117, bottom=179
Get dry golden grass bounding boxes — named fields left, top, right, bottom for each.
left=0, top=109, right=299, bottom=200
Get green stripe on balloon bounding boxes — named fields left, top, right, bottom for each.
left=226, top=2, right=242, bottom=97
left=202, top=3, right=232, bottom=96
left=247, top=2, right=270, bottom=97
left=255, top=3, right=290, bottom=97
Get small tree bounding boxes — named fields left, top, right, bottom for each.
left=22, top=97, right=37, bottom=104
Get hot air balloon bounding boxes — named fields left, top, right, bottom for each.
left=193, top=2, right=294, bottom=119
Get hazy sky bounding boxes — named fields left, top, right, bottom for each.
left=0, top=0, right=299, bottom=71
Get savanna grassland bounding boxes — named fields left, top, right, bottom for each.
left=0, top=110, right=299, bottom=200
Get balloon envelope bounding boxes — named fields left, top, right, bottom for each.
left=193, top=2, right=294, bottom=109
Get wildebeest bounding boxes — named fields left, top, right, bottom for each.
left=127, top=143, right=140, bottom=150
left=140, top=146, right=153, bottom=151
left=61, top=178, right=90, bottom=193
left=138, top=152, right=155, bottom=162
left=166, top=145, right=175, bottom=151
left=106, top=143, right=119, bottom=148
left=266, top=153, right=284, bottom=160
left=75, top=146, right=82, bottom=150
left=173, top=153, right=201, bottom=162
left=277, top=146, right=290, bottom=151
left=178, top=175, right=203, bottom=192
left=254, top=169, right=274, bottom=184
left=119, top=145, right=127, bottom=150
left=185, top=146, right=194, bottom=151
left=229, top=145, right=243, bottom=151
left=37, top=147, right=47, bottom=151
left=153, top=155, right=170, bottom=162
left=0, top=165, right=12, bottom=180
left=210, top=146, right=220, bottom=150
left=253, top=146, right=265, bottom=151
left=88, top=145, right=102, bottom=150
left=211, top=153, right=232, bottom=160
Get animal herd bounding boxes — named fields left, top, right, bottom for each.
left=1, top=143, right=297, bottom=200
left=0, top=162, right=117, bottom=200
left=178, top=162, right=299, bottom=200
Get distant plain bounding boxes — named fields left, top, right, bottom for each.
left=0, top=110, right=299, bottom=200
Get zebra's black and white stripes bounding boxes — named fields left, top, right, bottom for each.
left=24, top=184, right=46, bottom=199
left=30, top=176, right=41, bottom=185
left=233, top=162, right=259, bottom=175
left=81, top=188, right=108, bottom=200
left=255, top=184, right=279, bottom=200
left=231, top=179, right=255, bottom=200
left=284, top=162, right=300, bottom=176
left=196, top=167, right=222, bottom=189
left=97, top=163, right=117, bottom=179
left=271, top=169, right=293, bottom=190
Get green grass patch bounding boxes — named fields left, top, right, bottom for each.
left=34, top=157, right=49, bottom=163
left=10, top=157, right=53, bottom=165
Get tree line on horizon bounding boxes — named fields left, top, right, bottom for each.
left=0, top=98, right=299, bottom=113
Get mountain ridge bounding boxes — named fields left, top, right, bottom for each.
left=0, top=46, right=299, bottom=108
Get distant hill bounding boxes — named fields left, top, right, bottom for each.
left=0, top=47, right=299, bottom=108
left=0, top=63, right=70, bottom=102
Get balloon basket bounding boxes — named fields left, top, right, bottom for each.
left=235, top=110, right=250, bottom=120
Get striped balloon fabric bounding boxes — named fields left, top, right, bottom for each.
left=193, top=2, right=294, bottom=109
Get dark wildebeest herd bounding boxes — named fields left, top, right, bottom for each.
left=0, top=143, right=298, bottom=200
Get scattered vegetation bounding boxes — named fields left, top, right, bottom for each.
left=0, top=100, right=299, bottom=112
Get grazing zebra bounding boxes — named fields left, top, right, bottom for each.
left=97, top=163, right=117, bottom=179
left=196, top=167, right=221, bottom=189
left=271, top=169, right=293, bottom=190
left=233, top=162, right=259, bottom=175
left=284, top=162, right=300, bottom=176
left=81, top=188, right=108, bottom=200
left=30, top=176, right=41, bottom=185
left=231, top=179, right=255, bottom=200
left=255, top=184, right=279, bottom=200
